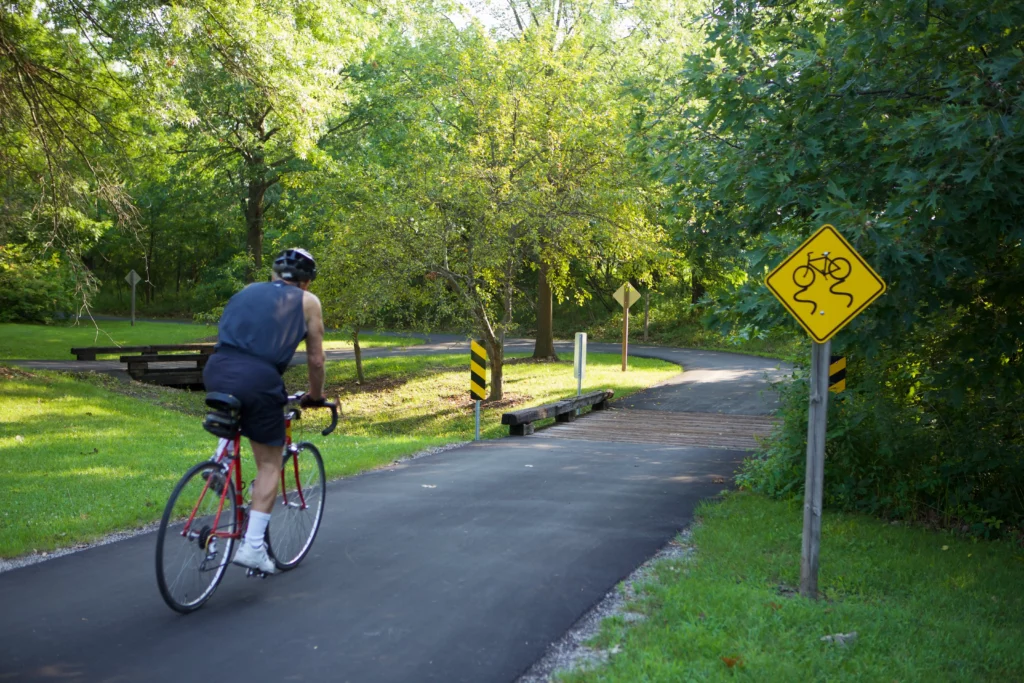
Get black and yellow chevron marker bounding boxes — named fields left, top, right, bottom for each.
left=470, top=340, right=487, bottom=400
left=829, top=355, right=846, bottom=393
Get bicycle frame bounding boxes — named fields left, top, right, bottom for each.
left=804, top=252, right=836, bottom=276
left=156, top=391, right=338, bottom=611
left=180, top=410, right=306, bottom=546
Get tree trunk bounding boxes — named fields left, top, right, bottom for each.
left=470, top=304, right=504, bottom=401
left=643, top=289, right=650, bottom=341
left=691, top=277, right=706, bottom=305
left=245, top=179, right=269, bottom=281
left=146, top=202, right=155, bottom=305
left=146, top=226, right=155, bottom=304
left=353, top=326, right=364, bottom=384
left=485, top=332, right=504, bottom=401
left=532, top=261, right=558, bottom=360
left=443, top=271, right=505, bottom=401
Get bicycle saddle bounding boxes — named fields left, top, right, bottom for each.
left=203, top=393, right=241, bottom=438
left=205, top=393, right=241, bottom=413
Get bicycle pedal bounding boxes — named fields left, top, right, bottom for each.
left=245, top=568, right=268, bottom=579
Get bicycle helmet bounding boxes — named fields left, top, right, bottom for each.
left=272, top=247, right=317, bottom=282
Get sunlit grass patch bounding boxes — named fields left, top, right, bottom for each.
left=0, top=368, right=208, bottom=557
left=560, top=492, right=1024, bottom=682
left=283, top=352, right=680, bottom=441
left=0, top=367, right=448, bottom=558
left=297, top=331, right=425, bottom=352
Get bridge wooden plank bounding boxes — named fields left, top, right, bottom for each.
left=533, top=409, right=778, bottom=450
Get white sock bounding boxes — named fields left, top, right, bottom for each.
left=245, top=510, right=271, bottom=549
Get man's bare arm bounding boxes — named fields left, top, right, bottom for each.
left=302, top=291, right=326, bottom=400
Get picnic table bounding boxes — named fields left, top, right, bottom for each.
left=70, top=344, right=216, bottom=387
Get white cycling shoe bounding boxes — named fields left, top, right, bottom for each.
left=232, top=543, right=277, bottom=574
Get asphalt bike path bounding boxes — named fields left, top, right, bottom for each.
left=1, top=342, right=789, bottom=682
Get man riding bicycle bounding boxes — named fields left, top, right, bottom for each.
left=202, top=247, right=326, bottom=575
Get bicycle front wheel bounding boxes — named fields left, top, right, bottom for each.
left=156, top=461, right=238, bottom=613
left=792, top=264, right=815, bottom=288
left=267, top=442, right=326, bottom=570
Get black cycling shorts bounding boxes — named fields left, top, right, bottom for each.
left=202, top=351, right=288, bottom=446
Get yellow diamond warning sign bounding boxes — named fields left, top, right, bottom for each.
left=765, top=225, right=886, bottom=343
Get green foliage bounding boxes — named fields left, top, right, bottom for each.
left=304, top=9, right=675, bottom=394
left=189, top=252, right=252, bottom=315
left=646, top=0, right=1024, bottom=530
left=0, top=0, right=132, bottom=296
left=741, top=356, right=1024, bottom=534
left=145, top=0, right=385, bottom=275
left=2, top=0, right=712, bottom=343
left=0, top=246, right=79, bottom=323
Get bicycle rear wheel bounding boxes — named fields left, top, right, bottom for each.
left=156, top=462, right=238, bottom=613
left=267, top=442, right=326, bottom=570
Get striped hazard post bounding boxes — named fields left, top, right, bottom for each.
left=829, top=355, right=846, bottom=393
left=470, top=340, right=487, bottom=440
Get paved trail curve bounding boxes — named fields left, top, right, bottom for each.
left=1, top=340, right=788, bottom=682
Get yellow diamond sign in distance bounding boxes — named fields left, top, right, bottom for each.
left=765, top=225, right=886, bottom=343
left=613, top=282, right=641, bottom=309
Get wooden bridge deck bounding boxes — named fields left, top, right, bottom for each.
left=531, top=408, right=777, bottom=450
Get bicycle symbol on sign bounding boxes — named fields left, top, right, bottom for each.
left=792, top=251, right=854, bottom=315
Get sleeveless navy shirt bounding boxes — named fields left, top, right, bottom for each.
left=216, top=281, right=307, bottom=374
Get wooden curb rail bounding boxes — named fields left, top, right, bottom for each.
left=70, top=343, right=216, bottom=361
left=501, top=389, right=614, bottom=436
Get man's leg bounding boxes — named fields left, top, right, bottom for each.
left=249, top=441, right=283, bottom=514
left=234, top=440, right=283, bottom=573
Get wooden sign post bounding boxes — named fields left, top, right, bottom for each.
left=125, top=270, right=142, bottom=327
left=622, top=299, right=629, bottom=372
left=765, top=225, right=886, bottom=599
left=612, top=282, right=640, bottom=372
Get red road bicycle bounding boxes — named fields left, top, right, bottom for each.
left=155, top=391, right=338, bottom=613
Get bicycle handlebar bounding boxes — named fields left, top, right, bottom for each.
left=287, top=392, right=339, bottom=437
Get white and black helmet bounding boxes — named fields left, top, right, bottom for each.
left=272, top=248, right=317, bottom=282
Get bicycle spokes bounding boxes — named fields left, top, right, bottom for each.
left=156, top=462, right=239, bottom=613
left=266, top=443, right=325, bottom=570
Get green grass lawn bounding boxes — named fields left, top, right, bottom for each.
left=0, top=366, right=210, bottom=557
left=0, top=352, right=677, bottom=557
left=0, top=321, right=218, bottom=360
left=562, top=492, right=1024, bottom=682
left=298, top=331, right=424, bottom=352
left=283, top=352, right=678, bottom=441
left=0, top=322, right=422, bottom=360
